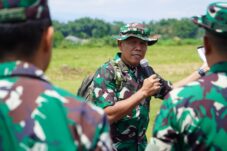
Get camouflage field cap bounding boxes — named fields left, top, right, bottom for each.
left=193, top=2, right=227, bottom=37
left=113, top=23, right=158, bottom=46
left=0, top=0, right=51, bottom=23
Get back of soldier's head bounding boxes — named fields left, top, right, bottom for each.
left=0, top=0, right=52, bottom=60
left=193, top=2, right=227, bottom=53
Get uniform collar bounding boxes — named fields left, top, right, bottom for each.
left=0, top=61, right=49, bottom=82
left=209, top=61, right=227, bottom=74
left=113, top=52, right=141, bottom=72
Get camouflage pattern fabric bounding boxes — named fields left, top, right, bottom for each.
left=113, top=23, right=158, bottom=46
left=0, top=0, right=51, bottom=22
left=0, top=61, right=112, bottom=151
left=92, top=53, right=169, bottom=151
left=147, top=62, right=227, bottom=151
left=193, top=2, right=227, bottom=37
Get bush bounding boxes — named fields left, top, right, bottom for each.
left=81, top=36, right=117, bottom=48
left=157, top=38, right=202, bottom=46
left=55, top=36, right=202, bottom=48
left=59, top=39, right=81, bottom=49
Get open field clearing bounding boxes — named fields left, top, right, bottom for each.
left=47, top=44, right=203, bottom=139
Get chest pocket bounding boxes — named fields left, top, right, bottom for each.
left=116, top=71, right=142, bottom=101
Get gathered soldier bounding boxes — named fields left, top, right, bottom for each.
left=0, top=0, right=112, bottom=150
left=91, top=22, right=208, bottom=151
left=146, top=2, right=227, bottom=151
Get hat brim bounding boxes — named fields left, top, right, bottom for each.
left=113, top=34, right=158, bottom=46
left=192, top=15, right=227, bottom=38
left=192, top=15, right=211, bottom=31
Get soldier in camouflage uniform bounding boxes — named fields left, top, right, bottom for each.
left=92, top=23, right=163, bottom=151
left=146, top=2, right=227, bottom=151
left=91, top=22, right=208, bottom=151
left=0, top=0, right=112, bottom=150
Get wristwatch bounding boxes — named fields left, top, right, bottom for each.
left=197, top=68, right=206, bottom=77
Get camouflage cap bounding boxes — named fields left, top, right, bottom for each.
left=113, top=23, right=158, bottom=46
left=0, top=0, right=51, bottom=23
left=193, top=2, right=227, bottom=37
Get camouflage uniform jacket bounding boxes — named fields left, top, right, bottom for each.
left=147, top=62, right=227, bottom=151
left=92, top=53, right=168, bottom=151
left=0, top=61, right=112, bottom=151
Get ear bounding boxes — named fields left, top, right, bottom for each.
left=36, top=26, right=53, bottom=71
left=43, top=26, right=54, bottom=53
left=118, top=40, right=123, bottom=51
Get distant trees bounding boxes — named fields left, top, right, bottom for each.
left=147, top=18, right=201, bottom=39
left=52, top=17, right=203, bottom=48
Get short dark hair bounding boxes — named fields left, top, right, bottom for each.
left=0, top=18, right=52, bottom=60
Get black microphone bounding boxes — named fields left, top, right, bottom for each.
left=140, top=58, right=155, bottom=77
left=140, top=58, right=172, bottom=99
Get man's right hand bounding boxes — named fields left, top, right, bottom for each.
left=140, top=74, right=161, bottom=98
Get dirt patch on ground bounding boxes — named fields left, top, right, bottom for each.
left=60, top=65, right=84, bottom=75
left=153, top=63, right=200, bottom=75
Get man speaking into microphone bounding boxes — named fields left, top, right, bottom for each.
left=90, top=23, right=208, bottom=151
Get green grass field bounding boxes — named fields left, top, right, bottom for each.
left=46, top=44, right=203, bottom=139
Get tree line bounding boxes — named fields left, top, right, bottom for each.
left=53, top=17, right=203, bottom=48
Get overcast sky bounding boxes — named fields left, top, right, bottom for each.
left=48, top=0, right=216, bottom=23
